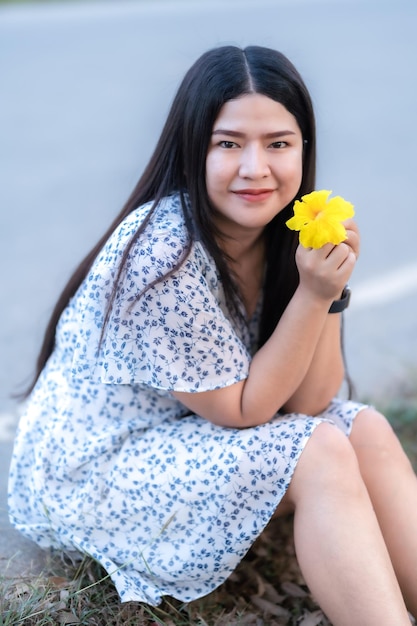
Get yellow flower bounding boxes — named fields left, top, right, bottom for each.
left=286, top=189, right=355, bottom=249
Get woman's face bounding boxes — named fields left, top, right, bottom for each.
left=206, top=93, right=304, bottom=238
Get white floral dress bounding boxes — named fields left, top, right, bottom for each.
left=8, top=193, right=366, bottom=605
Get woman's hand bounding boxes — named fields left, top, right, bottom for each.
left=295, top=218, right=360, bottom=303
left=344, top=218, right=360, bottom=259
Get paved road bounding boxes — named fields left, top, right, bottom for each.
left=1, top=0, right=417, bottom=575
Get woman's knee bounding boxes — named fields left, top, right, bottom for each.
left=351, top=407, right=393, bottom=444
left=286, top=422, right=362, bottom=506
left=350, top=407, right=413, bottom=471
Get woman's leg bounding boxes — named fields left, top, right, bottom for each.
left=350, top=407, right=417, bottom=618
left=281, top=421, right=411, bottom=626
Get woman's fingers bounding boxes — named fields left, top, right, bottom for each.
left=343, top=218, right=360, bottom=258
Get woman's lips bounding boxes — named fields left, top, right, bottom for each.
left=232, top=189, right=275, bottom=202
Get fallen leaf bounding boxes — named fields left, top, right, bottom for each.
left=250, top=595, right=291, bottom=618
left=281, top=581, right=308, bottom=598
left=49, top=576, right=72, bottom=589
left=5, top=582, right=32, bottom=600
left=298, top=609, right=326, bottom=626
left=262, top=581, right=286, bottom=604
left=57, top=611, right=81, bottom=625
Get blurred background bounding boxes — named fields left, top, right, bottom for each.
left=1, top=0, right=417, bottom=434
left=1, top=0, right=417, bottom=592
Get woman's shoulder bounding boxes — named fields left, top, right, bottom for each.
left=95, top=193, right=188, bottom=267
left=120, top=192, right=188, bottom=242
left=128, top=193, right=213, bottom=271
left=91, top=192, right=213, bottom=283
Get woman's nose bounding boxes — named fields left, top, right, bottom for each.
left=239, top=144, right=270, bottom=178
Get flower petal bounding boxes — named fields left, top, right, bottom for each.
left=285, top=214, right=308, bottom=230
left=286, top=189, right=354, bottom=248
left=324, top=196, right=355, bottom=221
left=301, top=189, right=332, bottom=212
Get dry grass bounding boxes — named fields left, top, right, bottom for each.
left=1, top=516, right=329, bottom=626
left=2, top=394, right=417, bottom=625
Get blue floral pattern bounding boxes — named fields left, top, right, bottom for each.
left=8, top=193, right=366, bottom=605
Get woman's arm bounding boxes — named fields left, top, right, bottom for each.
left=172, top=286, right=337, bottom=427
left=173, top=221, right=359, bottom=428
left=282, top=219, right=360, bottom=414
left=280, top=311, right=344, bottom=415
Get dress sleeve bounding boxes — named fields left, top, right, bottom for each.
left=71, top=222, right=251, bottom=392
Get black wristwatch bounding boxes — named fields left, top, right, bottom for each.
left=329, top=286, right=351, bottom=314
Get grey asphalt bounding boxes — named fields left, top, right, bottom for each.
left=1, top=0, right=417, bottom=579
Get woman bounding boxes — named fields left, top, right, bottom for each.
left=9, top=46, right=417, bottom=623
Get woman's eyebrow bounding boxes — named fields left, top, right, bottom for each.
left=211, top=129, right=297, bottom=138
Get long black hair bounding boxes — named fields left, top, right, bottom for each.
left=24, top=45, right=316, bottom=396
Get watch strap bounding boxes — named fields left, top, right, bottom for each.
left=329, top=286, right=351, bottom=314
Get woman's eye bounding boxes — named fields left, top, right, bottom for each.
left=219, top=140, right=238, bottom=149
left=270, top=141, right=287, bottom=149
